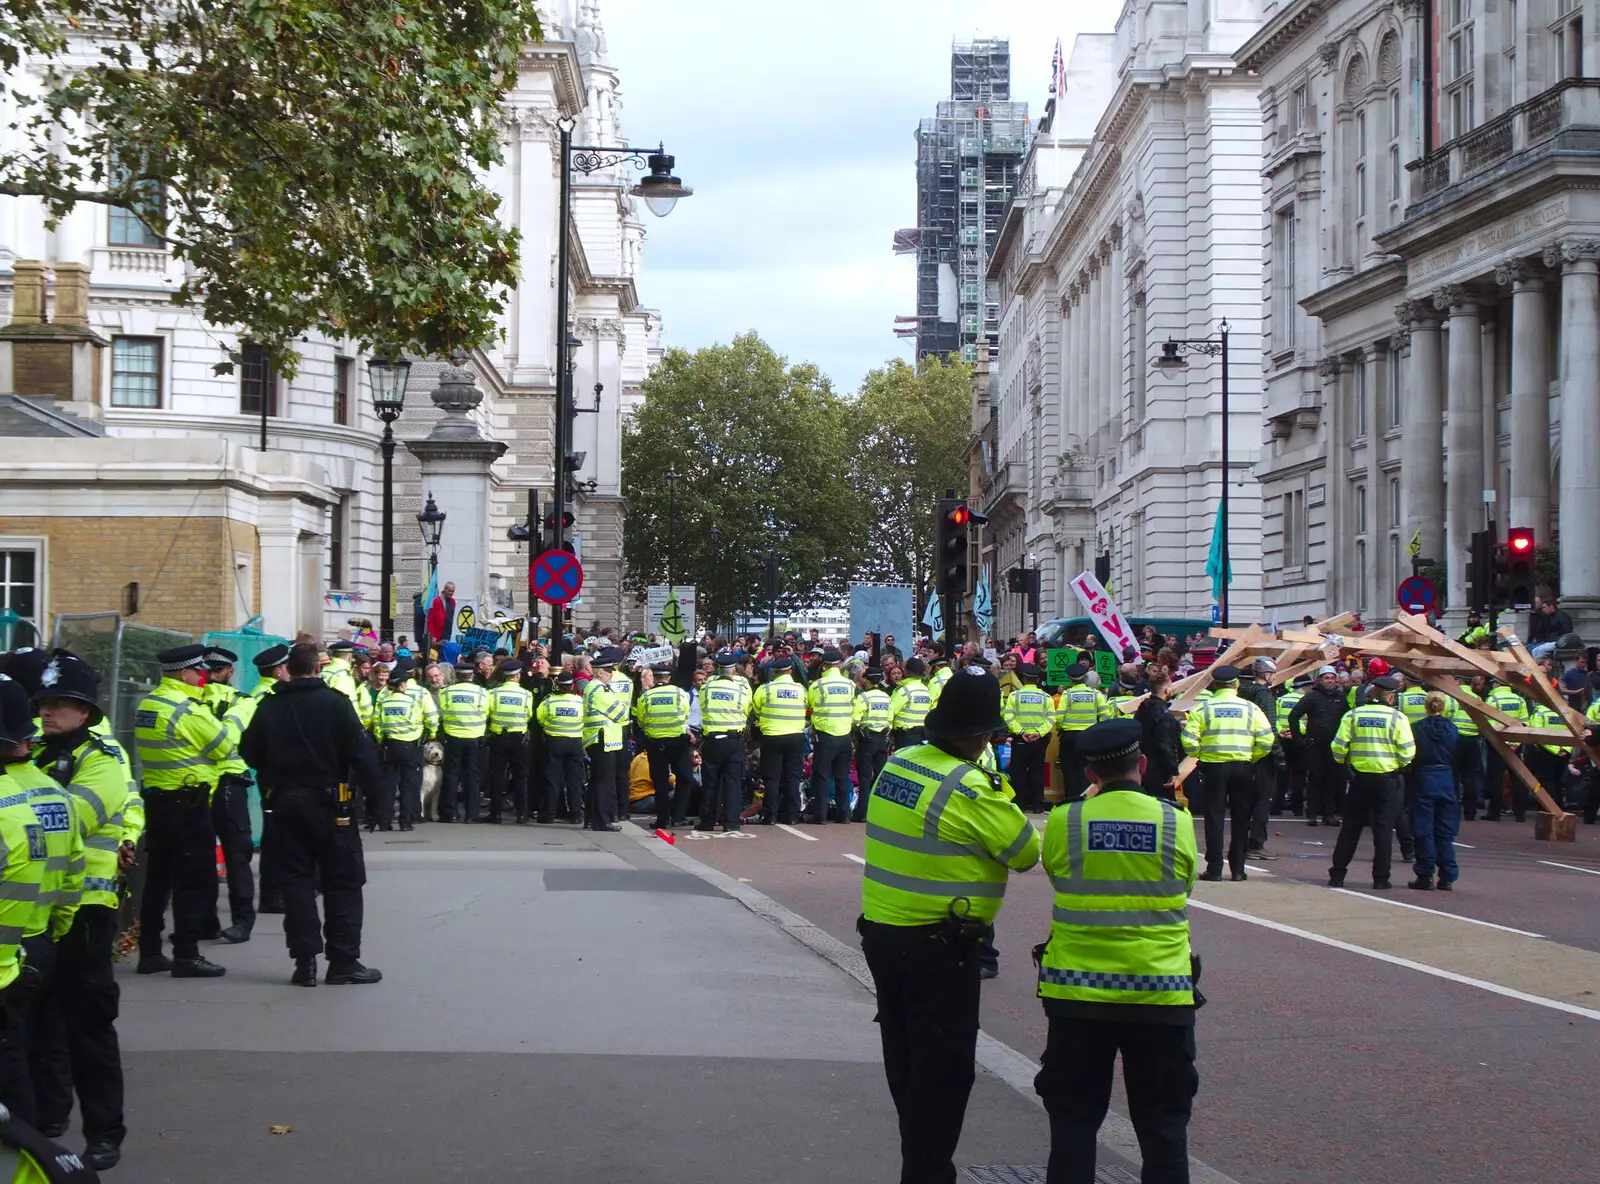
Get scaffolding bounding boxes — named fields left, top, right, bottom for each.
left=902, top=40, right=1028, bottom=363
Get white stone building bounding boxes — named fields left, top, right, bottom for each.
left=0, top=0, right=664, bottom=641
left=982, top=0, right=1266, bottom=631
left=1246, top=0, right=1600, bottom=635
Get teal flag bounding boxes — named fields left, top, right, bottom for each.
left=973, top=573, right=993, bottom=634
left=1205, top=502, right=1231, bottom=601
left=922, top=593, right=943, bottom=634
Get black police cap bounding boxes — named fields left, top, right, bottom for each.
left=0, top=675, right=37, bottom=745
left=1078, top=718, right=1143, bottom=764
left=204, top=646, right=239, bottom=668
left=1371, top=675, right=1400, bottom=691
left=924, top=672, right=1007, bottom=738
left=157, top=644, right=210, bottom=673
left=1064, top=662, right=1089, bottom=682
left=253, top=644, right=290, bottom=671
left=1210, top=664, right=1240, bottom=684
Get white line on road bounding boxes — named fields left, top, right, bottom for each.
left=1329, top=888, right=1544, bottom=937
left=843, top=853, right=866, bottom=866
left=1539, top=860, right=1600, bottom=876
left=776, top=823, right=817, bottom=842
left=1454, top=842, right=1476, bottom=849
left=1189, top=898, right=1600, bottom=1023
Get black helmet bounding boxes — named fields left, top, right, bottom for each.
left=30, top=654, right=103, bottom=726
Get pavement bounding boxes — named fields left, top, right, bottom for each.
left=111, top=820, right=1074, bottom=1183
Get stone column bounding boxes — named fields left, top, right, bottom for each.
left=1317, top=356, right=1345, bottom=606
left=1399, top=299, right=1445, bottom=572
left=1439, top=287, right=1485, bottom=624
left=1071, top=283, right=1087, bottom=451
left=1502, top=258, right=1551, bottom=538
left=405, top=357, right=509, bottom=616
left=1554, top=240, right=1600, bottom=634
left=1087, top=260, right=1103, bottom=454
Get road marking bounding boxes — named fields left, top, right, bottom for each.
left=1189, top=898, right=1600, bottom=1023
left=1455, top=842, right=1475, bottom=849
left=843, top=853, right=866, bottom=866
left=776, top=823, right=817, bottom=842
left=1329, top=888, right=1544, bottom=938
left=1539, top=860, right=1600, bottom=876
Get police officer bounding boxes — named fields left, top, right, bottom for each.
left=1274, top=674, right=1309, bottom=816
left=698, top=651, right=751, bottom=835
left=537, top=671, right=586, bottom=824
left=1055, top=663, right=1113, bottom=803
left=1288, top=665, right=1350, bottom=827
left=857, top=672, right=1039, bottom=1184
left=1454, top=678, right=1486, bottom=820
left=1181, top=664, right=1275, bottom=882
left=752, top=656, right=807, bottom=825
left=634, top=665, right=693, bottom=830
left=201, top=647, right=239, bottom=715
left=807, top=647, right=855, bottom=824
left=210, top=650, right=277, bottom=942
left=29, top=658, right=137, bottom=1169
left=485, top=662, right=533, bottom=824
left=133, top=644, right=232, bottom=978
left=240, top=643, right=383, bottom=986
left=251, top=647, right=292, bottom=914
left=436, top=664, right=488, bottom=823
left=925, top=648, right=953, bottom=707
left=583, top=648, right=629, bottom=832
left=1034, top=718, right=1200, bottom=1184
left=850, top=668, right=892, bottom=822
left=321, top=640, right=364, bottom=720
left=1483, top=678, right=1530, bottom=820
left=1328, top=675, right=1415, bottom=890
left=372, top=658, right=427, bottom=831
left=1002, top=662, right=1054, bottom=813
left=888, top=658, right=932, bottom=749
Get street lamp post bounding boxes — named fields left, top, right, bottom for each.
left=368, top=355, right=413, bottom=643
left=666, top=471, right=678, bottom=590
left=552, top=123, right=691, bottom=664
left=1153, top=322, right=1232, bottom=625
left=418, top=493, right=446, bottom=574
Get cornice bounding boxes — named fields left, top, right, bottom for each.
left=518, top=42, right=586, bottom=119
left=1236, top=1, right=1331, bottom=74
left=1299, top=258, right=1405, bottom=321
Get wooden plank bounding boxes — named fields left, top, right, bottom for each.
left=1464, top=701, right=1571, bottom=828
left=1498, top=632, right=1589, bottom=735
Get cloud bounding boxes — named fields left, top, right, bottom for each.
left=603, top=0, right=1125, bottom=393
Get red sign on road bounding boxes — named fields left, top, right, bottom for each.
left=530, top=549, right=584, bottom=605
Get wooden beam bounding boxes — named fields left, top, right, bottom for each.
left=1498, top=632, right=1589, bottom=735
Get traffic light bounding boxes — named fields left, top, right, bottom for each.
left=936, top=498, right=971, bottom=596
left=1094, top=553, right=1111, bottom=586
left=543, top=509, right=576, bottom=532
left=1466, top=529, right=1494, bottom=611
left=1507, top=527, right=1536, bottom=609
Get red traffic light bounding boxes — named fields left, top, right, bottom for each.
left=1508, top=527, right=1534, bottom=554
left=948, top=506, right=971, bottom=527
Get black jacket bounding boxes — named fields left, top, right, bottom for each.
left=1134, top=697, right=1183, bottom=788
left=1288, top=684, right=1348, bottom=746
left=1237, top=680, right=1278, bottom=718
left=240, top=677, right=382, bottom=802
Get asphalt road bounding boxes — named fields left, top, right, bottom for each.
left=666, top=811, right=1600, bottom=1184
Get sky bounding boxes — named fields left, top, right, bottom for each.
left=603, top=0, right=1125, bottom=395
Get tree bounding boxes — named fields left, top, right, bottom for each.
left=621, top=333, right=866, bottom=633
left=847, top=356, right=973, bottom=614
left=1, top=0, right=543, bottom=375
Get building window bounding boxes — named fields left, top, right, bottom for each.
left=1553, top=0, right=1583, bottom=80
left=1273, top=207, right=1296, bottom=350
left=1355, top=483, right=1367, bottom=534
left=109, top=336, right=162, bottom=407
left=1283, top=489, right=1307, bottom=573
left=1351, top=356, right=1368, bottom=439
left=1389, top=476, right=1402, bottom=527
left=1447, top=0, right=1476, bottom=139
left=106, top=156, right=163, bottom=247
left=1391, top=532, right=1402, bottom=586
left=334, top=356, right=353, bottom=426
left=1387, top=349, right=1403, bottom=427
left=239, top=342, right=277, bottom=417
left=1387, top=89, right=1403, bottom=211
left=1290, top=84, right=1308, bottom=133
left=329, top=496, right=348, bottom=588
left=1356, top=541, right=1369, bottom=611
left=0, top=545, right=39, bottom=620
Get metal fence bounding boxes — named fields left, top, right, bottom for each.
left=53, top=613, right=193, bottom=780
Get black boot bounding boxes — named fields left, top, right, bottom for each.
left=219, top=923, right=251, bottom=944
left=136, top=953, right=172, bottom=975
left=83, top=1142, right=121, bottom=1171
left=326, top=961, right=383, bottom=985
left=1407, top=876, right=1435, bottom=890
left=259, top=895, right=286, bottom=915
left=291, top=956, right=318, bottom=987
left=171, top=955, right=227, bottom=978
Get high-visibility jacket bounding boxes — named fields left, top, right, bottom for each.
left=859, top=744, right=1039, bottom=926
left=322, top=659, right=368, bottom=727
left=1055, top=685, right=1112, bottom=733
left=408, top=683, right=440, bottom=738
left=854, top=687, right=892, bottom=733
left=438, top=683, right=488, bottom=739
left=752, top=675, right=807, bottom=737
left=634, top=685, right=689, bottom=739
left=1528, top=704, right=1572, bottom=756
left=1453, top=689, right=1482, bottom=736
left=133, top=677, right=233, bottom=791
left=583, top=679, right=629, bottom=751
left=927, top=666, right=953, bottom=707
left=888, top=680, right=932, bottom=730
left=36, top=732, right=140, bottom=911
left=538, top=693, right=586, bottom=739
left=1397, top=688, right=1431, bottom=725
left=202, top=681, right=239, bottom=719
left=1331, top=703, right=1415, bottom=773
left=20, top=774, right=84, bottom=941
left=700, top=676, right=752, bottom=734
left=73, top=723, right=144, bottom=851
left=1180, top=687, right=1275, bottom=764
left=356, top=684, right=378, bottom=733
left=1038, top=789, right=1196, bottom=1008
left=0, top=762, right=57, bottom=991
left=1275, top=689, right=1304, bottom=737
left=488, top=684, right=534, bottom=734
left=1002, top=686, right=1054, bottom=736
left=1487, top=685, right=1529, bottom=728
left=808, top=669, right=856, bottom=737
left=218, top=681, right=273, bottom=776
left=610, top=672, right=635, bottom=705
left=374, top=687, right=426, bottom=742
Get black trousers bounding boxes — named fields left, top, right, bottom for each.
left=1035, top=1017, right=1198, bottom=1184
left=644, top=734, right=695, bottom=826
left=1009, top=736, right=1049, bottom=811
left=138, top=787, right=217, bottom=960
left=486, top=732, right=528, bottom=821
left=1307, top=743, right=1346, bottom=822
left=544, top=736, right=587, bottom=821
left=210, top=773, right=255, bottom=930
left=1456, top=736, right=1483, bottom=820
left=1525, top=748, right=1563, bottom=814
left=614, top=737, right=633, bottom=819
left=890, top=727, right=925, bottom=751
left=30, top=904, right=124, bottom=1146
left=809, top=733, right=854, bottom=821
left=1282, top=741, right=1308, bottom=814
left=379, top=738, right=423, bottom=826
left=1331, top=771, right=1399, bottom=885
left=439, top=735, right=483, bottom=821
left=0, top=952, right=44, bottom=1126
left=853, top=733, right=889, bottom=820
left=586, top=745, right=618, bottom=828
left=1057, top=732, right=1089, bottom=802
left=1249, top=757, right=1275, bottom=849
left=1484, top=745, right=1510, bottom=819
left=1197, top=761, right=1255, bottom=873
left=760, top=732, right=806, bottom=823
left=859, top=919, right=980, bottom=1184
left=700, top=734, right=745, bottom=830
left=258, top=798, right=285, bottom=910
left=272, top=785, right=366, bottom=965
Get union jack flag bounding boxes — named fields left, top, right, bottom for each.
left=1051, top=38, right=1066, bottom=104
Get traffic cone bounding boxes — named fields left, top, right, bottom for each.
left=215, top=841, right=227, bottom=880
